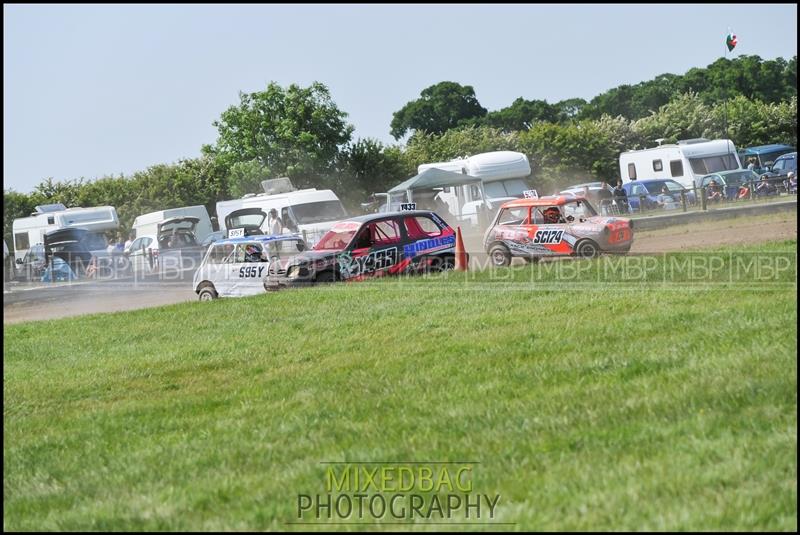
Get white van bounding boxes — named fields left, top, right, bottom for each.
left=11, top=204, right=119, bottom=265
left=132, top=205, right=214, bottom=243
left=619, top=139, right=742, bottom=189
left=216, top=179, right=348, bottom=246
left=417, top=151, right=533, bottom=225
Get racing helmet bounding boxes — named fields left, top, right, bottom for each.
left=543, top=206, right=561, bottom=223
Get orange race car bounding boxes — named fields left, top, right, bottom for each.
left=483, top=195, right=634, bottom=266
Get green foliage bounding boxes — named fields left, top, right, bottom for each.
left=390, top=81, right=488, bottom=140
left=335, top=138, right=407, bottom=207
left=481, top=97, right=559, bottom=132
left=579, top=55, right=797, bottom=120
left=632, top=92, right=719, bottom=144
left=210, top=81, right=354, bottom=187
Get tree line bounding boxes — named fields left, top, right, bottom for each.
left=4, top=55, right=797, bottom=245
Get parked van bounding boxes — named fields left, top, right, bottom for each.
left=215, top=178, right=348, bottom=246
left=416, top=151, right=533, bottom=225
left=11, top=204, right=119, bottom=265
left=619, top=139, right=741, bottom=189
left=132, top=205, right=214, bottom=243
left=738, top=144, right=795, bottom=175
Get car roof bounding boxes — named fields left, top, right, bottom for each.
left=213, top=233, right=305, bottom=246
left=501, top=195, right=584, bottom=208
left=343, top=210, right=447, bottom=224
left=775, top=152, right=797, bottom=160
left=740, top=144, right=794, bottom=154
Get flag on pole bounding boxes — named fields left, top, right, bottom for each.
left=726, top=33, right=738, bottom=52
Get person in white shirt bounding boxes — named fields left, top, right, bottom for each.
left=267, top=208, right=283, bottom=236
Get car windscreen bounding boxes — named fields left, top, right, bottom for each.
left=642, top=181, right=685, bottom=194
left=227, top=212, right=266, bottom=229
left=313, top=221, right=361, bottom=251
left=724, top=170, right=759, bottom=184
left=291, top=201, right=348, bottom=225
left=265, top=238, right=307, bottom=258
left=563, top=199, right=598, bottom=218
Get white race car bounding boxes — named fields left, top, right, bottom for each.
left=193, top=234, right=308, bottom=300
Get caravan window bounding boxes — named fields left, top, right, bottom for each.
left=670, top=160, right=684, bottom=177
left=652, top=160, right=663, bottom=172
left=290, top=201, right=347, bottom=225
left=689, top=154, right=739, bottom=175
left=14, top=232, right=30, bottom=251
left=628, top=163, right=637, bottom=180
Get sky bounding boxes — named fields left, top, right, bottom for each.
left=3, top=4, right=797, bottom=193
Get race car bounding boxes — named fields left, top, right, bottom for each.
left=193, top=234, right=308, bottom=300
left=266, top=210, right=461, bottom=287
left=483, top=195, right=633, bottom=266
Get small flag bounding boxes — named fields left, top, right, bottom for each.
left=726, top=33, right=737, bottom=52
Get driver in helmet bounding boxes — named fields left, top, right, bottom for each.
left=542, top=206, right=563, bottom=224
left=244, top=244, right=264, bottom=262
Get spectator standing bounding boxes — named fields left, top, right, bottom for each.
left=267, top=208, right=283, bottom=236
left=707, top=180, right=723, bottom=203
left=613, top=180, right=629, bottom=213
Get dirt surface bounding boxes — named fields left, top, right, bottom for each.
left=630, top=211, right=797, bottom=253
left=4, top=212, right=796, bottom=325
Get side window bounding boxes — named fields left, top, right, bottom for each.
left=404, top=216, right=442, bottom=239
left=670, top=160, right=684, bottom=177
left=47, top=216, right=55, bottom=225
left=773, top=159, right=785, bottom=171
left=628, top=163, right=637, bottom=180
left=652, top=159, right=663, bottom=172
left=141, top=237, right=153, bottom=249
left=631, top=184, right=646, bottom=196
left=14, top=232, right=29, bottom=251
left=370, top=220, right=401, bottom=245
left=498, top=207, right=529, bottom=225
left=129, top=237, right=143, bottom=250
left=209, top=244, right=234, bottom=264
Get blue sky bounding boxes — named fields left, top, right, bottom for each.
left=3, top=4, right=797, bottom=192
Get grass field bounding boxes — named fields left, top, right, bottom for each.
left=4, top=241, right=797, bottom=531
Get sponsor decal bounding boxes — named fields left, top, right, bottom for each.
left=403, top=235, right=456, bottom=258
left=239, top=265, right=266, bottom=278
left=532, top=229, right=564, bottom=245
left=338, top=248, right=398, bottom=279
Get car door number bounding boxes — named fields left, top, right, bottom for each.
left=239, top=266, right=265, bottom=278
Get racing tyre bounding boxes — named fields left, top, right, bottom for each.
left=426, top=256, right=456, bottom=273
left=576, top=240, right=600, bottom=259
left=489, top=244, right=512, bottom=267
left=198, top=285, right=218, bottom=301
left=316, top=271, right=338, bottom=284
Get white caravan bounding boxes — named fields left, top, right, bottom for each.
left=11, top=204, right=119, bottom=264
left=216, top=178, right=348, bottom=246
left=417, top=150, right=533, bottom=225
left=619, top=139, right=742, bottom=189
left=132, top=205, right=214, bottom=243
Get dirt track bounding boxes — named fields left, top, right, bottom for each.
left=4, top=212, right=796, bottom=325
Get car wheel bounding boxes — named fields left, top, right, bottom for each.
left=426, top=256, right=455, bottom=273
left=576, top=240, right=600, bottom=259
left=489, top=244, right=511, bottom=267
left=198, top=285, right=218, bottom=301
left=316, top=271, right=337, bottom=283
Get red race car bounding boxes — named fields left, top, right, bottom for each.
left=483, top=195, right=634, bottom=266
